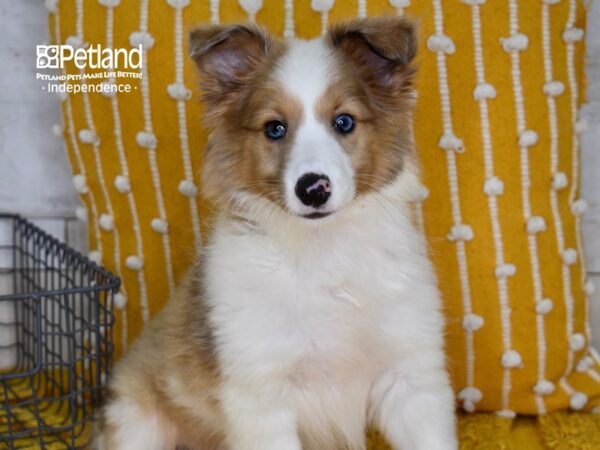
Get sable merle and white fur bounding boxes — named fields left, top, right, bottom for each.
left=96, top=17, right=457, bottom=450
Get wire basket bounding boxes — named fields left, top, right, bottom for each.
left=0, top=214, right=118, bottom=449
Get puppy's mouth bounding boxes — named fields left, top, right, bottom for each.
left=301, top=211, right=333, bottom=220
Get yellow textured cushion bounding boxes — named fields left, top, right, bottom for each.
left=51, top=0, right=600, bottom=420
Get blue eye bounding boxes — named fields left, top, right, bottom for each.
left=333, top=114, right=354, bottom=134
left=265, top=121, right=287, bottom=140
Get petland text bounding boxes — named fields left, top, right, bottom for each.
left=36, top=44, right=142, bottom=70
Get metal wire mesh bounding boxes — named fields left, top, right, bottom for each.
left=0, top=214, right=118, bottom=449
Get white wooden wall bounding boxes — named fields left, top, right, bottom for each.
left=0, top=0, right=599, bottom=345
left=581, top=0, right=600, bottom=348
left=0, top=1, right=87, bottom=368
left=0, top=0, right=87, bottom=254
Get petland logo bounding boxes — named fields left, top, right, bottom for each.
left=36, top=44, right=143, bottom=95
left=36, top=44, right=142, bottom=70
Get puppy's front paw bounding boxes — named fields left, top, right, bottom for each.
left=369, top=371, right=457, bottom=450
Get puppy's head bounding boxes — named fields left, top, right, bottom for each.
left=190, top=17, right=417, bottom=221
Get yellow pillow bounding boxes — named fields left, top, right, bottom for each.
left=51, top=0, right=599, bottom=418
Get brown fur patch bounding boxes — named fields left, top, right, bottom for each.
left=190, top=23, right=301, bottom=208
left=314, top=76, right=414, bottom=196
left=187, top=260, right=219, bottom=374
left=201, top=81, right=303, bottom=207
left=97, top=268, right=226, bottom=448
left=321, top=16, right=418, bottom=196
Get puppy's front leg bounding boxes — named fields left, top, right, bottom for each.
left=221, top=386, right=302, bottom=450
left=368, top=367, right=457, bottom=450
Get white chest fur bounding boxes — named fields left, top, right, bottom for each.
left=203, top=183, right=445, bottom=448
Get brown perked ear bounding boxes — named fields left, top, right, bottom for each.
left=189, top=24, right=277, bottom=104
left=327, top=17, right=417, bottom=98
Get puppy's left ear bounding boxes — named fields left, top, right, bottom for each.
left=327, top=17, right=417, bottom=96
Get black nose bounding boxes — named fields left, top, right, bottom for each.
left=295, top=173, right=331, bottom=207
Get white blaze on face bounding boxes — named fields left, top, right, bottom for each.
left=275, top=39, right=356, bottom=217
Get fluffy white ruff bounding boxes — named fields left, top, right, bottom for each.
left=208, top=170, right=457, bottom=450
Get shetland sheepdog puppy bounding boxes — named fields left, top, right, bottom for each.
left=96, top=17, right=457, bottom=450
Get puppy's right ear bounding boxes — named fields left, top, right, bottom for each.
left=189, top=24, right=276, bottom=104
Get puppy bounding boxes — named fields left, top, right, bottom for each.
left=96, top=17, right=457, bottom=450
